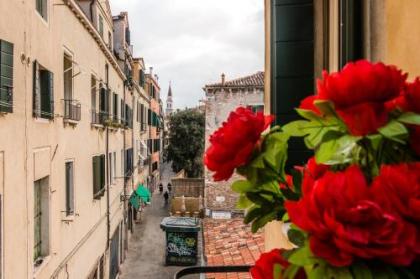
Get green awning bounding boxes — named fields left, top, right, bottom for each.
left=129, top=192, right=140, bottom=210
left=136, top=184, right=151, bottom=203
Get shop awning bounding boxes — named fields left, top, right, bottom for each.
left=136, top=184, right=151, bottom=203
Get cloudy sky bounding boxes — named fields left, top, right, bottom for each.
left=109, top=0, right=265, bottom=109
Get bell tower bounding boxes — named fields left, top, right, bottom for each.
left=166, top=81, right=173, bottom=115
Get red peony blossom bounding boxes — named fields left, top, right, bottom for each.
left=301, top=157, right=329, bottom=193
left=392, top=78, right=420, bottom=113
left=204, top=107, right=274, bottom=181
left=250, top=249, right=306, bottom=279
left=285, top=165, right=417, bottom=267
left=299, top=60, right=407, bottom=136
left=371, top=163, right=420, bottom=223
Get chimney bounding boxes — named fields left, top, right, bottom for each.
left=149, top=67, right=153, bottom=76
left=221, top=73, right=225, bottom=85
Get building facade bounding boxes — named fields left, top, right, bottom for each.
left=145, top=69, right=162, bottom=192
left=263, top=0, right=420, bottom=251
left=203, top=72, right=264, bottom=217
left=0, top=0, right=159, bottom=278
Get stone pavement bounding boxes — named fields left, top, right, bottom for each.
left=119, top=162, right=199, bottom=279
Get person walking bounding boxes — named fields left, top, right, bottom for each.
left=167, top=182, right=172, bottom=193
left=163, top=191, right=169, bottom=205
left=158, top=183, right=163, bottom=193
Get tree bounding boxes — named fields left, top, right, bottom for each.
left=166, top=109, right=205, bottom=177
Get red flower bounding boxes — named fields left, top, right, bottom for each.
left=285, top=165, right=417, bottom=267
left=250, top=249, right=306, bottom=279
left=392, top=78, right=420, bottom=113
left=300, top=60, right=407, bottom=135
left=301, top=157, right=329, bottom=193
left=372, top=163, right=420, bottom=223
left=204, top=107, right=274, bottom=181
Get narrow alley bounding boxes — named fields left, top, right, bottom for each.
left=119, top=163, right=199, bottom=279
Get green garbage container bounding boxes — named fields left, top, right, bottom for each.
left=160, top=217, right=201, bottom=266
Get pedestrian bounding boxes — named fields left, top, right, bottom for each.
left=158, top=183, right=163, bottom=193
left=167, top=182, right=172, bottom=193
left=163, top=191, right=169, bottom=205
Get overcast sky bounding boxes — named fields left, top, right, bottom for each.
left=109, top=0, right=265, bottom=109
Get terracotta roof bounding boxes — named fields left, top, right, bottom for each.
left=204, top=218, right=264, bottom=279
left=205, top=72, right=264, bottom=89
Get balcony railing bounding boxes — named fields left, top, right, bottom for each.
left=91, top=110, right=108, bottom=126
left=174, top=265, right=252, bottom=279
left=63, top=99, right=81, bottom=122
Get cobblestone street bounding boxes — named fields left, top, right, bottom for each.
left=119, top=163, right=200, bottom=279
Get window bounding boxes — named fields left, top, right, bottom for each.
left=33, top=61, right=54, bottom=119
left=121, top=149, right=124, bottom=177
left=63, top=54, right=72, bottom=100
left=34, top=177, right=49, bottom=265
left=125, top=28, right=130, bottom=45
left=98, top=15, right=104, bottom=38
left=139, top=70, right=145, bottom=87
left=91, top=76, right=96, bottom=111
left=65, top=162, right=74, bottom=215
left=113, top=93, right=118, bottom=121
left=36, top=0, right=48, bottom=20
left=0, top=39, right=13, bottom=113
left=108, top=152, right=117, bottom=184
left=108, top=32, right=112, bottom=51
left=92, top=155, right=105, bottom=199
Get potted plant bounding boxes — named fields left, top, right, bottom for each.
left=204, top=60, right=420, bottom=278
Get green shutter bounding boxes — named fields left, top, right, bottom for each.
left=93, top=156, right=99, bottom=196
left=271, top=0, right=314, bottom=169
left=100, top=155, right=105, bottom=192
left=48, top=71, right=54, bottom=118
left=40, top=70, right=53, bottom=119
left=0, top=40, right=13, bottom=113
left=33, top=61, right=41, bottom=117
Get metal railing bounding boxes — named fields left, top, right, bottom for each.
left=174, top=265, right=252, bottom=279
left=91, top=110, right=108, bottom=125
left=63, top=99, right=81, bottom=121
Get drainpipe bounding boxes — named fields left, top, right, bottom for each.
left=106, top=124, right=110, bottom=249
left=123, top=79, right=128, bottom=252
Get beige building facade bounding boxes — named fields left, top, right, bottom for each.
left=264, top=0, right=420, bottom=251
left=203, top=72, right=264, bottom=217
left=0, top=0, right=158, bottom=278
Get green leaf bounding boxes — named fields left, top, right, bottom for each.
left=273, top=263, right=283, bottom=279
left=251, top=211, right=278, bottom=233
left=313, top=100, right=336, bottom=116
left=367, top=134, right=383, bottom=150
left=287, top=229, right=305, bottom=247
left=290, top=168, right=302, bottom=195
left=280, top=187, right=300, bottom=201
left=325, top=267, right=353, bottom=279
left=231, top=180, right=254, bottom=193
left=236, top=194, right=253, bottom=209
left=282, top=120, right=311, bottom=137
left=350, top=263, right=373, bottom=279
left=316, top=135, right=360, bottom=164
left=244, top=205, right=262, bottom=224
left=284, top=264, right=304, bottom=279
left=378, top=120, right=409, bottom=144
left=288, top=245, right=318, bottom=266
left=397, top=112, right=420, bottom=125
left=296, top=108, right=321, bottom=121
left=307, top=264, right=327, bottom=279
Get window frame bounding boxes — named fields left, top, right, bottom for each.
left=65, top=161, right=75, bottom=216
left=36, top=0, right=48, bottom=21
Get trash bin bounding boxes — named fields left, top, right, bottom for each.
left=160, top=217, right=201, bottom=266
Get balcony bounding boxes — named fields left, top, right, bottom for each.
left=63, top=99, right=81, bottom=123
left=91, top=110, right=108, bottom=127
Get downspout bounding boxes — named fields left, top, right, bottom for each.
left=106, top=124, right=110, bottom=249
left=123, top=78, right=128, bottom=252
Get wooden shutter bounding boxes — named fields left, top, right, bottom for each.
left=33, top=61, right=41, bottom=117
left=0, top=40, right=13, bottom=113
left=48, top=71, right=54, bottom=118
left=270, top=0, right=314, bottom=169
left=92, top=156, right=99, bottom=196
left=100, top=155, right=105, bottom=192
left=65, top=162, right=74, bottom=214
